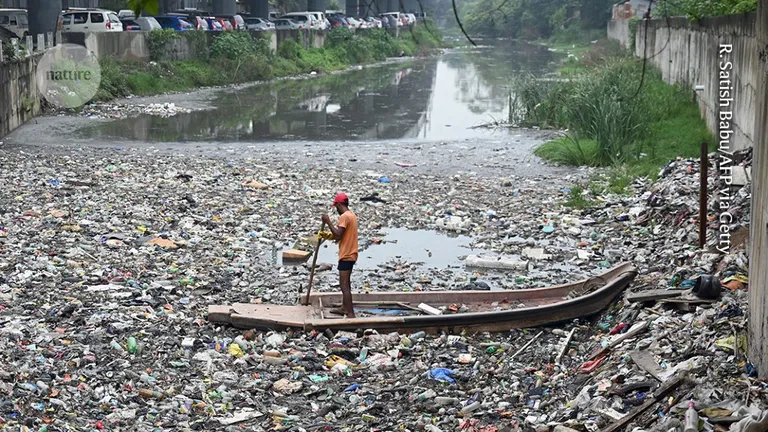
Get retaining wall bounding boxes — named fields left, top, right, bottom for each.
left=62, top=32, right=151, bottom=61
left=750, top=0, right=768, bottom=379
left=626, top=14, right=757, bottom=151
left=607, top=19, right=632, bottom=48
left=63, top=30, right=312, bottom=62
left=0, top=54, right=42, bottom=139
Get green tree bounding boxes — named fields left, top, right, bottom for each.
left=129, top=0, right=159, bottom=17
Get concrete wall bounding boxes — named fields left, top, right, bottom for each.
left=607, top=18, right=631, bottom=48
left=750, top=0, right=768, bottom=380
left=62, top=30, right=306, bottom=61
left=62, top=32, right=150, bottom=62
left=633, top=14, right=757, bottom=151
left=0, top=54, right=42, bottom=139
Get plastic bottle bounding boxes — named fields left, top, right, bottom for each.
left=416, top=389, right=436, bottom=401
left=410, top=331, right=426, bottom=340
left=684, top=401, right=699, bottom=432
left=127, top=337, right=138, bottom=354
left=460, top=401, right=482, bottom=415
left=110, top=340, right=124, bottom=352
left=435, top=396, right=459, bottom=406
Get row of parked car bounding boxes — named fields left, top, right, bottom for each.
left=0, top=7, right=425, bottom=39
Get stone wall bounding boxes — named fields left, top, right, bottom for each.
left=0, top=54, right=42, bottom=139
left=607, top=19, right=632, bottom=49
left=632, top=14, right=757, bottom=151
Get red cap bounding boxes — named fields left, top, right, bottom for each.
left=332, top=192, right=349, bottom=206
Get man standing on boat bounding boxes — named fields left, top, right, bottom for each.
left=321, top=193, right=358, bottom=318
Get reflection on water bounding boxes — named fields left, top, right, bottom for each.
left=77, top=41, right=560, bottom=143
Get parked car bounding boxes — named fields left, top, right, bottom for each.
left=217, top=15, right=246, bottom=30
left=62, top=9, right=123, bottom=33
left=245, top=17, right=274, bottom=31
left=269, top=12, right=279, bottom=21
left=135, top=16, right=162, bottom=31
left=120, top=18, right=141, bottom=31
left=274, top=18, right=304, bottom=30
left=215, top=17, right=234, bottom=30
left=346, top=16, right=364, bottom=29
left=405, top=13, right=417, bottom=25
left=280, top=12, right=318, bottom=29
left=365, top=17, right=383, bottom=28
left=328, top=15, right=348, bottom=28
left=169, top=10, right=210, bottom=31
left=153, top=15, right=194, bottom=31
left=308, top=12, right=328, bottom=30
left=379, top=12, right=403, bottom=27
left=205, top=17, right=223, bottom=31
left=117, top=9, right=135, bottom=19
left=0, top=8, right=28, bottom=39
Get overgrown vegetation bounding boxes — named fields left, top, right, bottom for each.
left=147, top=28, right=180, bottom=62
left=653, top=0, right=757, bottom=19
left=460, top=0, right=614, bottom=40
left=514, top=39, right=713, bottom=199
left=97, top=27, right=440, bottom=101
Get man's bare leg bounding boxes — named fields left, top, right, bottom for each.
left=339, top=270, right=355, bottom=318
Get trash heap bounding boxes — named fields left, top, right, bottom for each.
left=75, top=102, right=196, bottom=120
left=0, top=144, right=763, bottom=430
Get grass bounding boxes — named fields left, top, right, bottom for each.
left=564, top=186, right=595, bottom=210
left=95, top=26, right=442, bottom=101
left=520, top=38, right=715, bottom=208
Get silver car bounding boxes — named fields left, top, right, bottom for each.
left=245, top=17, right=274, bottom=31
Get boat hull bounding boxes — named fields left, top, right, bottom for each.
left=207, top=262, right=638, bottom=333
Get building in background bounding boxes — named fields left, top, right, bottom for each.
left=612, top=0, right=651, bottom=19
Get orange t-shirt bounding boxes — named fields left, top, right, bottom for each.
left=337, top=211, right=358, bottom=262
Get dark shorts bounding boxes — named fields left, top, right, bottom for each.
left=338, top=260, right=356, bottom=271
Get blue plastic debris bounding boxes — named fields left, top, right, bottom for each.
left=429, top=368, right=455, bottom=384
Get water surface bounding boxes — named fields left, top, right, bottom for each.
left=76, top=41, right=561, bottom=144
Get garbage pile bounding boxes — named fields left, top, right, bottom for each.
left=76, top=102, right=196, bottom=120
left=0, top=143, right=763, bottom=430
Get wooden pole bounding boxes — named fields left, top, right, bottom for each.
left=699, top=140, right=708, bottom=249
left=304, top=222, right=325, bottom=306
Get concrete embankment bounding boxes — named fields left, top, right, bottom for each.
left=609, top=14, right=756, bottom=151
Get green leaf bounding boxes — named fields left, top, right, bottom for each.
left=128, top=0, right=159, bottom=17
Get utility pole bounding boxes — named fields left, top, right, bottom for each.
left=28, top=0, right=62, bottom=40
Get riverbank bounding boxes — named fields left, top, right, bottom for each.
left=95, top=26, right=443, bottom=102
left=519, top=39, right=714, bottom=201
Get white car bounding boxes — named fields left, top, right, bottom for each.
left=308, top=12, right=328, bottom=30
left=346, top=16, right=364, bottom=29
left=380, top=12, right=403, bottom=27
left=280, top=12, right=319, bottom=29
left=136, top=16, right=162, bottom=31
left=0, top=8, right=29, bottom=39
left=405, top=13, right=417, bottom=25
left=62, top=9, right=123, bottom=32
left=117, top=9, right=135, bottom=19
left=245, top=17, right=274, bottom=31
left=365, top=17, right=383, bottom=28
left=274, top=18, right=305, bottom=30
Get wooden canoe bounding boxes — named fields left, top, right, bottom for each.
left=208, top=262, right=638, bottom=333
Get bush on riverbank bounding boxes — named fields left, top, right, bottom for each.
left=516, top=42, right=713, bottom=180
left=95, top=27, right=439, bottom=101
